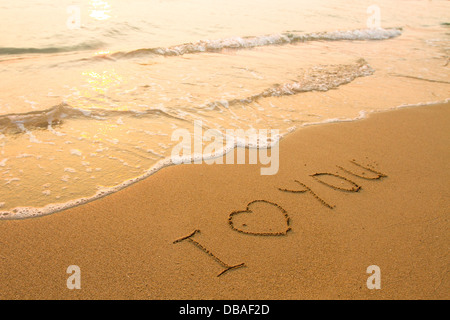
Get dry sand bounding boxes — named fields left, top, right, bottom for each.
left=0, top=103, right=449, bottom=300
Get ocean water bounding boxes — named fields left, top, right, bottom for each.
left=0, top=0, right=449, bottom=218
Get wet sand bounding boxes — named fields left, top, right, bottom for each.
left=0, top=103, right=448, bottom=300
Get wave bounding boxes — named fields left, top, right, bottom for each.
left=0, top=59, right=375, bottom=133
left=0, top=41, right=104, bottom=56
left=107, top=28, right=402, bottom=59
left=204, top=58, right=374, bottom=109
left=0, top=103, right=187, bottom=134
left=1, top=28, right=401, bottom=62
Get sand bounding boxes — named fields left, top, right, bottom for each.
left=0, top=103, right=448, bottom=300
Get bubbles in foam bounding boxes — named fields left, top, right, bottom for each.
left=16, top=154, right=34, bottom=158
left=0, top=158, right=8, bottom=167
left=4, top=177, right=20, bottom=185
left=70, top=149, right=82, bottom=156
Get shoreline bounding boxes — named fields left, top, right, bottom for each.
left=0, top=102, right=448, bottom=299
left=1, top=98, right=449, bottom=220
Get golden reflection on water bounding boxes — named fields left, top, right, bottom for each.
left=89, top=0, right=111, bottom=21
left=82, top=70, right=122, bottom=94
left=75, top=69, right=127, bottom=110
left=94, top=50, right=111, bottom=56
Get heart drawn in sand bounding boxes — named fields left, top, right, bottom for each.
left=228, top=200, right=291, bottom=236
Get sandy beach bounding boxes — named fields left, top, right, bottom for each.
left=0, top=102, right=448, bottom=300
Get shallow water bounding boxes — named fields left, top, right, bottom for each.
left=0, top=0, right=449, bottom=218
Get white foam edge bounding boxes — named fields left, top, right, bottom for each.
left=301, top=97, right=449, bottom=128
left=0, top=135, right=282, bottom=220
left=1, top=97, right=448, bottom=220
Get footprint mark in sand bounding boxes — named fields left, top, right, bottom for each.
left=228, top=200, right=291, bottom=236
